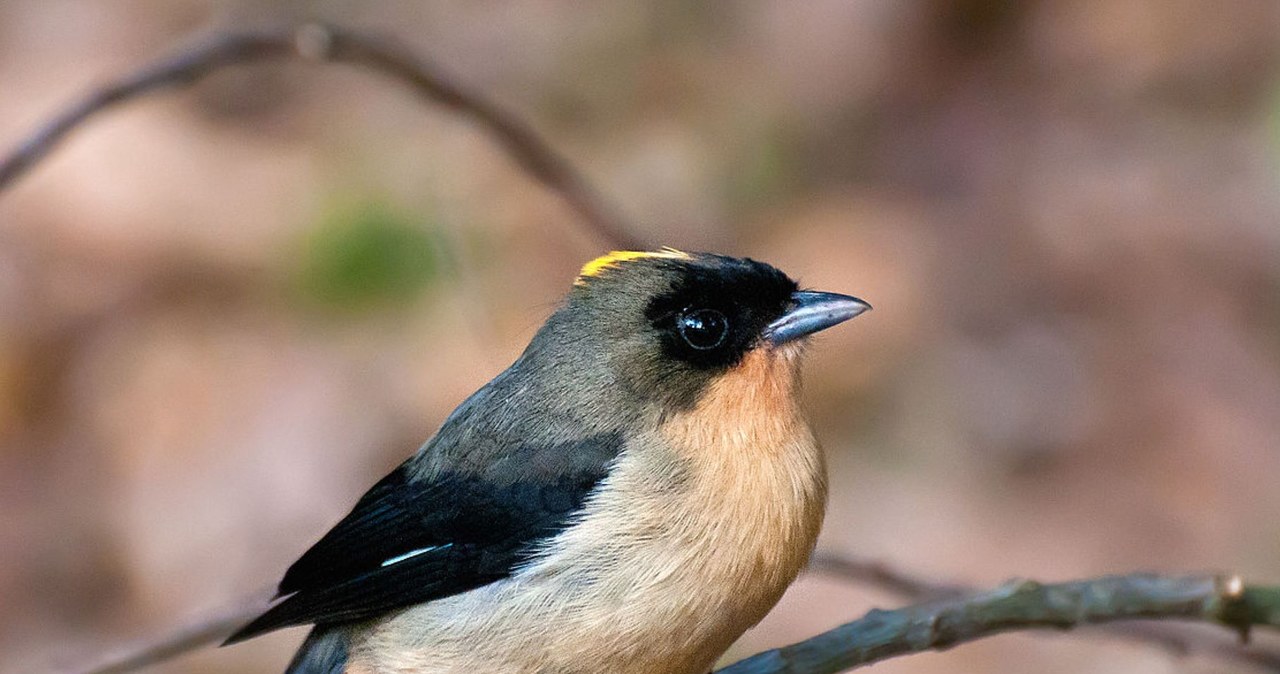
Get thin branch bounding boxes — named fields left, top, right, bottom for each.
left=806, top=552, right=966, bottom=599
left=718, top=573, right=1280, bottom=674
left=0, top=23, right=645, bottom=249
left=807, top=553, right=1280, bottom=671
left=62, top=592, right=271, bottom=674
left=0, top=31, right=285, bottom=191
left=1092, top=622, right=1280, bottom=671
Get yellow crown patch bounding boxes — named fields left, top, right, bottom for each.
left=576, top=248, right=689, bottom=285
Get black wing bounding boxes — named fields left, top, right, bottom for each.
left=225, top=432, right=622, bottom=643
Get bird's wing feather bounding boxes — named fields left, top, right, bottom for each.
left=224, top=431, right=623, bottom=643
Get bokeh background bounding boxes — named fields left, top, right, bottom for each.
left=3, top=1, right=1280, bottom=672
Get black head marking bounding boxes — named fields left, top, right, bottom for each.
left=643, top=254, right=798, bottom=370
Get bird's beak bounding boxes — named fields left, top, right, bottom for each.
left=765, top=291, right=871, bottom=345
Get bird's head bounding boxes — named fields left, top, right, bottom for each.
left=522, top=249, right=870, bottom=416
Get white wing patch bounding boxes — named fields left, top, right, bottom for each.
left=380, top=543, right=453, bottom=568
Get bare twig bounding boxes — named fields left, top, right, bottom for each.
left=63, top=592, right=271, bottom=674
left=806, top=552, right=966, bottom=599
left=0, top=23, right=645, bottom=249
left=807, top=553, right=1280, bottom=671
left=1093, top=622, right=1280, bottom=671
left=800, top=561, right=1280, bottom=673
left=717, top=573, right=1280, bottom=673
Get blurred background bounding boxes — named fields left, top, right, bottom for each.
left=2, top=1, right=1280, bottom=672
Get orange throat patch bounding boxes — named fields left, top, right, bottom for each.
left=660, top=344, right=808, bottom=462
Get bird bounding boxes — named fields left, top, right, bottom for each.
left=224, top=249, right=870, bottom=674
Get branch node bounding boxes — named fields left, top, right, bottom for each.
left=294, top=23, right=335, bottom=61
left=1224, top=574, right=1246, bottom=599
left=1214, top=573, right=1255, bottom=642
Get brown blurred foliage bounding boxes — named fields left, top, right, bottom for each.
left=2, top=1, right=1280, bottom=672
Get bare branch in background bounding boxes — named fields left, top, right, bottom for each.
left=64, top=591, right=271, bottom=674
left=807, top=552, right=967, bottom=599
left=0, top=23, right=646, bottom=250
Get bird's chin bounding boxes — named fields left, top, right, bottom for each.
left=765, top=339, right=808, bottom=363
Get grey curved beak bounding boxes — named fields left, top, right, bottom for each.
left=766, top=291, right=871, bottom=345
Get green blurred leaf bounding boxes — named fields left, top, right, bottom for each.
left=294, top=199, right=439, bottom=313
left=1269, top=80, right=1280, bottom=175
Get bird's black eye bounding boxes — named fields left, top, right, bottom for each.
left=676, top=309, right=729, bottom=350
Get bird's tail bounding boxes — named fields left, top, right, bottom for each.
left=284, top=626, right=349, bottom=674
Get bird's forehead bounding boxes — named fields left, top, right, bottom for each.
left=574, top=249, right=795, bottom=297
left=575, top=248, right=691, bottom=286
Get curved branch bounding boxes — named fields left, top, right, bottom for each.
left=717, top=573, right=1280, bottom=673
left=0, top=23, right=645, bottom=249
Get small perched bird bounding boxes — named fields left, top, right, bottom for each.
left=226, top=250, right=870, bottom=674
